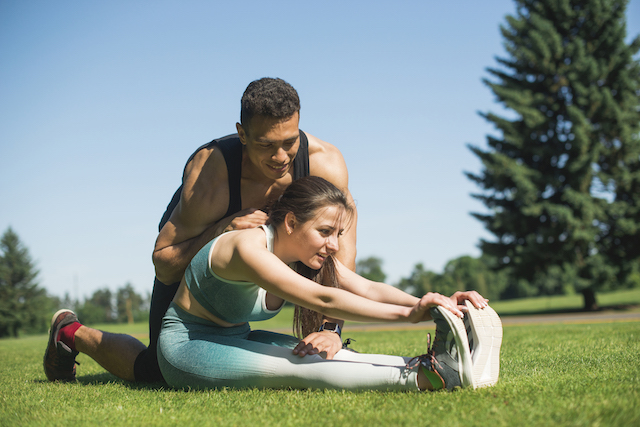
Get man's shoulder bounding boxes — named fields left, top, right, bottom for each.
left=305, top=132, right=344, bottom=162
left=184, top=133, right=243, bottom=176
left=304, top=132, right=349, bottom=187
left=184, top=144, right=227, bottom=181
left=181, top=137, right=235, bottom=208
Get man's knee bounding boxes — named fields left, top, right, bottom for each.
left=133, top=348, right=165, bottom=382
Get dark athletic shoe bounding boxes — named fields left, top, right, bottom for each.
left=407, top=306, right=473, bottom=390
left=43, top=309, right=80, bottom=382
left=463, top=301, right=503, bottom=388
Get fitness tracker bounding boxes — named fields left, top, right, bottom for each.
left=318, top=322, right=342, bottom=337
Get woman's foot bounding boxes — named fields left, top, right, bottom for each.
left=408, top=306, right=474, bottom=390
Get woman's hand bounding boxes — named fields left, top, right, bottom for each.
left=408, top=292, right=464, bottom=323
left=292, top=331, right=343, bottom=359
left=448, top=291, right=489, bottom=312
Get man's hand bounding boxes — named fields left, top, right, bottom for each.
left=218, top=208, right=269, bottom=234
left=292, top=331, right=343, bottom=359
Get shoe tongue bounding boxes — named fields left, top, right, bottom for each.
left=433, top=329, right=458, bottom=359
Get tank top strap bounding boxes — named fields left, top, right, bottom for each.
left=214, top=135, right=243, bottom=218
left=260, top=224, right=276, bottom=253
left=293, top=130, right=310, bottom=181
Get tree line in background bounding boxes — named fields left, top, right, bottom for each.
left=356, top=256, right=509, bottom=303
left=0, top=227, right=149, bottom=338
left=57, top=283, right=150, bottom=327
left=2, top=0, right=638, bottom=336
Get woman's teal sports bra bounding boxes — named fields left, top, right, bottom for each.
left=183, top=225, right=284, bottom=324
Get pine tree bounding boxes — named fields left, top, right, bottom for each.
left=596, top=5, right=640, bottom=291
left=0, top=227, right=49, bottom=337
left=466, top=0, right=640, bottom=309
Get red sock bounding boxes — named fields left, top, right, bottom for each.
left=57, top=322, right=82, bottom=352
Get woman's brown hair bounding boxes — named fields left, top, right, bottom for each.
left=267, top=176, right=354, bottom=339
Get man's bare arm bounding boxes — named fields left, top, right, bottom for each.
left=153, top=207, right=268, bottom=284
left=152, top=147, right=268, bottom=284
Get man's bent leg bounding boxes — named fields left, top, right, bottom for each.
left=132, top=278, right=180, bottom=382
left=75, top=327, right=146, bottom=381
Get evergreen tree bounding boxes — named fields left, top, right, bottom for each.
left=466, top=0, right=640, bottom=309
left=0, top=227, right=50, bottom=337
left=601, top=152, right=640, bottom=289
left=597, top=12, right=640, bottom=291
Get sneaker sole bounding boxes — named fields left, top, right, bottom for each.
left=50, top=309, right=73, bottom=328
left=435, top=306, right=475, bottom=389
left=464, top=301, right=502, bottom=388
left=45, top=309, right=71, bottom=350
left=43, top=309, right=78, bottom=382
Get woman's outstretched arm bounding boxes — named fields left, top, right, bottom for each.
left=332, top=258, right=487, bottom=317
left=230, top=235, right=459, bottom=323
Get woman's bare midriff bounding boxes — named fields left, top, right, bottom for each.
left=173, top=279, right=245, bottom=328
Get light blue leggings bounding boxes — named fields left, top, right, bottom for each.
left=157, top=303, right=420, bottom=391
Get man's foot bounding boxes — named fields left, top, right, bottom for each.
left=43, top=309, right=80, bottom=382
left=407, top=306, right=473, bottom=390
left=464, top=300, right=502, bottom=388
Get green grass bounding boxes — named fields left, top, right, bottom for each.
left=489, top=288, right=640, bottom=316
left=1, top=290, right=639, bottom=426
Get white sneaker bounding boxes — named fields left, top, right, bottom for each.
left=464, top=301, right=503, bottom=388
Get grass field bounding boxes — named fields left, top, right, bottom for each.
left=1, top=290, right=639, bottom=426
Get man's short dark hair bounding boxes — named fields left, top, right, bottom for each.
left=240, top=78, right=300, bottom=128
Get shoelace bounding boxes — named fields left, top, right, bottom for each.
left=405, top=333, right=443, bottom=372
left=342, top=338, right=357, bottom=350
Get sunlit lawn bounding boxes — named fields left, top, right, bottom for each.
left=1, top=289, right=639, bottom=426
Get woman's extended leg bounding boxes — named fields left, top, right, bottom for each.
left=246, top=329, right=412, bottom=366
left=159, top=333, right=419, bottom=391
left=158, top=307, right=420, bottom=391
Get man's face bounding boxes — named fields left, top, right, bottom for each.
left=238, top=112, right=300, bottom=180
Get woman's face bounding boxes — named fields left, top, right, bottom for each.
left=289, top=205, right=346, bottom=270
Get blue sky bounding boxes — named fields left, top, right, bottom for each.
left=2, top=0, right=639, bottom=300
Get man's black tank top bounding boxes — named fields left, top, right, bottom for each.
left=158, top=131, right=310, bottom=231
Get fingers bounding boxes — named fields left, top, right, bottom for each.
left=415, top=290, right=493, bottom=324
left=292, top=341, right=319, bottom=357
left=228, top=210, right=269, bottom=231
left=292, top=332, right=342, bottom=359
left=420, top=293, right=464, bottom=318
left=450, top=290, right=489, bottom=309
left=436, top=295, right=464, bottom=318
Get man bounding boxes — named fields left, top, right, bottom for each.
left=44, top=78, right=357, bottom=382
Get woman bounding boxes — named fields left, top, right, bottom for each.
left=157, top=176, right=490, bottom=391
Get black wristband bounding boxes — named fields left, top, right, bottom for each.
left=318, top=322, right=341, bottom=336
